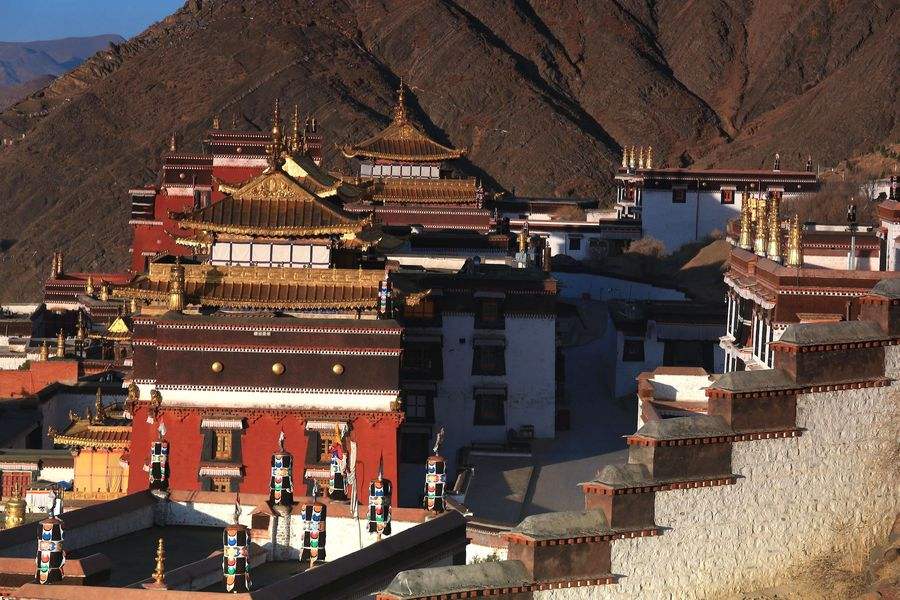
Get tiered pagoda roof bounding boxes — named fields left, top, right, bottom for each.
left=49, top=392, right=131, bottom=450
left=175, top=169, right=365, bottom=238
left=342, top=85, right=464, bottom=163
left=114, top=262, right=384, bottom=311
left=371, top=177, right=479, bottom=206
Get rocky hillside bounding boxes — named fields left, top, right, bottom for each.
left=0, top=35, right=123, bottom=109
left=0, top=0, right=896, bottom=300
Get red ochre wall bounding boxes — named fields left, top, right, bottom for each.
left=127, top=404, right=400, bottom=507
left=0, top=360, right=80, bottom=398
left=129, top=191, right=197, bottom=273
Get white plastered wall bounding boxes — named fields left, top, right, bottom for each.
left=536, top=350, right=899, bottom=599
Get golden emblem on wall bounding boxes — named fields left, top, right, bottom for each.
left=211, top=361, right=224, bottom=373
left=272, top=362, right=285, bottom=375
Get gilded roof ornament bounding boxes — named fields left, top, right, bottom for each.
left=738, top=195, right=752, bottom=250
left=786, top=214, right=803, bottom=267
left=85, top=275, right=95, bottom=296
left=152, top=538, right=166, bottom=585
left=289, top=104, right=301, bottom=154
left=91, top=388, right=106, bottom=425
left=212, top=113, right=220, bottom=130
left=646, top=146, right=653, bottom=169
left=56, top=329, right=65, bottom=358
left=169, top=132, right=177, bottom=153
left=753, top=195, right=768, bottom=256
left=393, top=79, right=407, bottom=123
left=766, top=194, right=782, bottom=262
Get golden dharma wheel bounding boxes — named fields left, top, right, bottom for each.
left=332, top=363, right=344, bottom=375
left=272, top=362, right=285, bottom=375
left=211, top=361, right=224, bottom=373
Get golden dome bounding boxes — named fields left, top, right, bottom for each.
left=211, top=361, right=223, bottom=373
left=332, top=363, right=344, bottom=375
left=272, top=362, right=285, bottom=375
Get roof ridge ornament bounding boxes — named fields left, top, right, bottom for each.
left=393, top=79, right=407, bottom=123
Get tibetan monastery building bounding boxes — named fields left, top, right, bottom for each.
left=341, top=85, right=492, bottom=233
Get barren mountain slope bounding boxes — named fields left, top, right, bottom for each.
left=0, top=0, right=895, bottom=300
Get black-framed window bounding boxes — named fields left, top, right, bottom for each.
left=473, top=344, right=505, bottom=375
left=476, top=299, right=504, bottom=329
left=672, top=188, right=686, bottom=203
left=403, top=392, right=435, bottom=423
left=622, top=339, right=645, bottom=362
left=568, top=237, right=582, bottom=251
left=402, top=343, right=443, bottom=379
left=200, top=475, right=240, bottom=492
left=201, top=428, right=243, bottom=464
left=400, top=431, right=431, bottom=463
left=721, top=189, right=735, bottom=204
left=474, top=392, right=506, bottom=426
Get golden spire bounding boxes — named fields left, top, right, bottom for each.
left=169, top=132, right=177, bottom=153
left=56, top=251, right=64, bottom=277
left=738, top=197, right=752, bottom=250
left=76, top=311, right=86, bottom=341
left=753, top=195, right=768, bottom=256
left=786, top=214, right=803, bottom=267
left=629, top=146, right=636, bottom=170
left=646, top=146, right=653, bottom=169
left=130, top=297, right=140, bottom=315
left=167, top=258, right=185, bottom=312
left=99, top=282, right=109, bottom=303
left=152, top=538, right=166, bottom=585
left=91, top=388, right=105, bottom=425
left=621, top=147, right=627, bottom=169
left=212, top=113, right=220, bottom=130
left=85, top=275, right=94, bottom=296
left=766, top=194, right=782, bottom=262
left=289, top=104, right=301, bottom=153
left=55, top=330, right=65, bottom=358
left=638, top=146, right=645, bottom=169
left=39, top=341, right=49, bottom=361
left=267, top=99, right=283, bottom=168
left=392, top=80, right=407, bottom=122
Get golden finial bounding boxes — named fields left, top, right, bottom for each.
left=4, top=484, right=26, bottom=529
left=39, top=341, right=49, bottom=361
left=212, top=113, right=220, bottom=130
left=99, top=282, right=109, bottom=303
left=267, top=99, right=283, bottom=168
left=55, top=330, right=65, bottom=358
left=169, top=132, right=177, bottom=153
left=738, top=197, right=752, bottom=250
left=231, top=113, right=238, bottom=129
left=56, top=251, right=64, bottom=277
left=290, top=104, right=301, bottom=154
left=393, top=79, right=407, bottom=122
left=152, top=538, right=166, bottom=585
left=85, top=275, right=95, bottom=296
left=130, top=297, right=140, bottom=315
left=76, top=311, right=86, bottom=341
left=167, top=258, right=185, bottom=312
left=621, top=147, right=627, bottom=169
left=766, top=194, right=782, bottom=262
left=786, top=214, right=803, bottom=267
left=646, top=146, right=653, bottom=169
left=753, top=195, right=768, bottom=256
left=629, top=146, right=636, bottom=170
left=638, top=146, right=645, bottom=170
left=91, top=388, right=105, bottom=425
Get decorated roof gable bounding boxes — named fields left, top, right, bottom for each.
left=176, top=170, right=363, bottom=237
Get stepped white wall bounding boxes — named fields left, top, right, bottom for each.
left=537, top=357, right=899, bottom=598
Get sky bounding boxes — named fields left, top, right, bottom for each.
left=0, top=0, right=184, bottom=42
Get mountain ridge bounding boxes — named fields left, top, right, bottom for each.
left=0, top=0, right=895, bottom=301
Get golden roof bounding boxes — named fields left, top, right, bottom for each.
left=372, top=177, right=479, bottom=205
left=176, top=170, right=363, bottom=237
left=113, top=263, right=384, bottom=311
left=342, top=85, right=464, bottom=162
